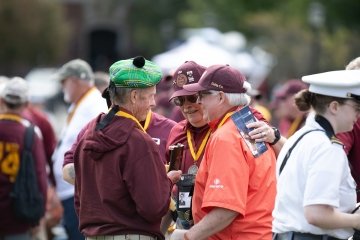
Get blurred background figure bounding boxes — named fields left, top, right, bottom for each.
left=154, top=72, right=177, bottom=120
left=51, top=59, right=108, bottom=240
left=248, top=88, right=272, bottom=122
left=0, top=77, right=48, bottom=240
left=18, top=75, right=61, bottom=240
left=271, top=79, right=309, bottom=137
left=0, top=76, right=62, bottom=240
left=93, top=71, right=110, bottom=94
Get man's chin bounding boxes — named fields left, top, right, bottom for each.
left=136, top=114, right=147, bottom=122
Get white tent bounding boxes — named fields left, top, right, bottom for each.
left=152, top=36, right=236, bottom=73
left=152, top=29, right=275, bottom=89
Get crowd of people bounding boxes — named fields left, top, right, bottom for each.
left=0, top=54, right=359, bottom=240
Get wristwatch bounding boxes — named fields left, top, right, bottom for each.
left=270, top=127, right=281, bottom=145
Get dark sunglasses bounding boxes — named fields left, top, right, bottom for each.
left=173, top=95, right=198, bottom=106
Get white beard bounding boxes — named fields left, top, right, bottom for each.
left=63, top=91, right=71, bottom=103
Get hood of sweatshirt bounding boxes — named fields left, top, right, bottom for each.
left=81, top=113, right=141, bottom=161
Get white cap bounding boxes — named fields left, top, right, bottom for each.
left=0, top=76, right=9, bottom=94
left=0, top=77, right=29, bottom=104
left=302, top=70, right=360, bottom=100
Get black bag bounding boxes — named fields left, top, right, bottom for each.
left=10, top=125, right=45, bottom=225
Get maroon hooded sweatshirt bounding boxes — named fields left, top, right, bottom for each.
left=70, top=111, right=172, bottom=239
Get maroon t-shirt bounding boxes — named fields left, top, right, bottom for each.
left=337, top=119, right=360, bottom=200
left=22, top=105, right=57, bottom=186
left=0, top=118, right=47, bottom=235
left=68, top=111, right=172, bottom=239
left=143, top=112, right=176, bottom=164
left=166, top=120, right=210, bottom=173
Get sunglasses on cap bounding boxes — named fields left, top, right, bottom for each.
left=173, top=95, right=198, bottom=106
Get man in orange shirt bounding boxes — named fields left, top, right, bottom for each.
left=178, top=65, right=277, bottom=240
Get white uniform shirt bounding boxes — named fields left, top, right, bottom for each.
left=272, top=114, right=357, bottom=239
left=52, top=87, right=108, bottom=200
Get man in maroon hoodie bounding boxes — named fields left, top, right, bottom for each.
left=64, top=56, right=181, bottom=240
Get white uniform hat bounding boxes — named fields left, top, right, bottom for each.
left=302, top=70, right=360, bottom=101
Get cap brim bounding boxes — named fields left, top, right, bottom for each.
left=51, top=71, right=66, bottom=82
left=169, top=89, right=198, bottom=101
left=183, top=83, right=206, bottom=93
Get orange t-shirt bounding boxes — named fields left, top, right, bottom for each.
left=192, top=119, right=277, bottom=240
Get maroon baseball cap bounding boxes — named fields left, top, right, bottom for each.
left=275, top=79, right=308, bottom=100
left=270, top=79, right=308, bottom=109
left=169, top=61, right=206, bottom=100
left=183, top=64, right=247, bottom=93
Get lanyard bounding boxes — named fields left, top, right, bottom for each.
left=187, top=111, right=235, bottom=162
left=186, top=129, right=211, bottom=162
left=116, top=111, right=146, bottom=133
left=217, top=111, right=235, bottom=129
left=0, top=113, right=23, bottom=123
left=67, top=87, right=97, bottom=124
left=143, top=110, right=152, bottom=131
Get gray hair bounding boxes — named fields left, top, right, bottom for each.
left=346, top=57, right=360, bottom=70
left=109, top=86, right=133, bottom=105
left=223, top=81, right=252, bottom=107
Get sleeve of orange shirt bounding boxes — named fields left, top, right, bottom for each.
left=200, top=122, right=251, bottom=216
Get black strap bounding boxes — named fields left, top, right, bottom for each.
left=95, top=105, right=119, bottom=131
left=24, top=125, right=35, bottom=152
left=279, top=129, right=323, bottom=175
left=188, top=185, right=194, bottom=221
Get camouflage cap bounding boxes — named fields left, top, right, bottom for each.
left=56, top=59, right=94, bottom=82
left=109, top=56, right=162, bottom=88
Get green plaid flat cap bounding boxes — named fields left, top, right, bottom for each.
left=109, top=56, right=162, bottom=88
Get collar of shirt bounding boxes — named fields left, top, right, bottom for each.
left=314, top=114, right=335, bottom=139
left=208, top=106, right=238, bottom=131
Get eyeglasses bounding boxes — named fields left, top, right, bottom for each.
left=198, top=90, right=218, bottom=100
left=173, top=95, right=198, bottom=106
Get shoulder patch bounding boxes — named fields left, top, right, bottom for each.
left=331, top=136, right=344, bottom=146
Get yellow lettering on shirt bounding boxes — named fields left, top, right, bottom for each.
left=0, top=142, right=20, bottom=182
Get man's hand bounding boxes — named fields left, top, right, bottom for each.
left=247, top=121, right=275, bottom=143
left=167, top=170, right=182, bottom=184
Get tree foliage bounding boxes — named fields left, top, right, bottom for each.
left=152, top=0, right=360, bottom=82
left=0, top=0, right=69, bottom=75
left=126, top=0, right=359, bottom=80
left=0, top=0, right=359, bottom=79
